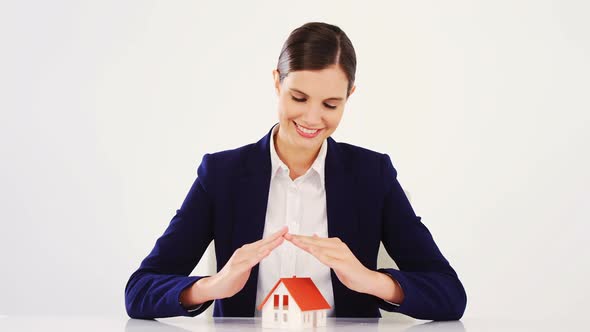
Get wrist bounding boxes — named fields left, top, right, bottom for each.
left=182, top=276, right=216, bottom=306
left=353, top=268, right=381, bottom=294
left=364, top=270, right=404, bottom=304
left=363, top=270, right=384, bottom=295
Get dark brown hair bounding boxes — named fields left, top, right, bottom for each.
left=277, top=22, right=357, bottom=97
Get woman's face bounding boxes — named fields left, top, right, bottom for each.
left=273, top=64, right=355, bottom=153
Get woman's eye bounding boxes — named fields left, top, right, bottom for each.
left=291, top=96, right=336, bottom=109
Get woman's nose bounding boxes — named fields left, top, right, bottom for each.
left=300, top=105, right=322, bottom=125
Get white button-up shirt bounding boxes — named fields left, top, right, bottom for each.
left=254, top=123, right=335, bottom=317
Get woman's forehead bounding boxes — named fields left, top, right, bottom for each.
left=285, top=67, right=348, bottom=99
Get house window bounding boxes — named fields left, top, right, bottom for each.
left=274, top=312, right=278, bottom=322
left=273, top=294, right=279, bottom=309
left=284, top=313, right=288, bottom=322
left=283, top=295, right=289, bottom=309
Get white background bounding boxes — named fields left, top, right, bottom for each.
left=1, top=0, right=588, bottom=321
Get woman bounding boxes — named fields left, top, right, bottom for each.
left=124, top=22, right=467, bottom=321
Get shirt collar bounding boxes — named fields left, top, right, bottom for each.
left=269, top=123, right=327, bottom=188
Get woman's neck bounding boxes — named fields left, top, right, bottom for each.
left=274, top=128, right=321, bottom=180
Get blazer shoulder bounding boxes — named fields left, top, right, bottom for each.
left=332, top=140, right=399, bottom=194
left=197, top=142, right=256, bottom=177
left=336, top=141, right=384, bottom=159
left=334, top=141, right=394, bottom=172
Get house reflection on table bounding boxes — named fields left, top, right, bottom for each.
left=125, top=316, right=466, bottom=332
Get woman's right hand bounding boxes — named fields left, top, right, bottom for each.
left=183, top=226, right=288, bottom=306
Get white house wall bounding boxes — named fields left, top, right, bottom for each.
left=260, top=283, right=329, bottom=328
left=261, top=283, right=304, bottom=328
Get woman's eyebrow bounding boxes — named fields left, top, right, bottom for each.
left=289, top=88, right=344, bottom=101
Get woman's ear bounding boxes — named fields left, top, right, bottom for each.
left=348, top=84, right=356, bottom=98
left=272, top=69, right=281, bottom=96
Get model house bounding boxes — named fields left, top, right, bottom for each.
left=257, top=276, right=331, bottom=328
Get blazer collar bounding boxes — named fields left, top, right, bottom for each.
left=243, top=123, right=349, bottom=177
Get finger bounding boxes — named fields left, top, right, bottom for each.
left=290, top=238, right=349, bottom=264
left=272, top=225, right=289, bottom=237
left=247, top=247, right=274, bottom=269
left=244, top=228, right=286, bottom=254
left=235, top=236, right=282, bottom=264
left=258, top=235, right=285, bottom=253
left=289, top=236, right=312, bottom=253
left=285, top=234, right=316, bottom=246
left=311, top=246, right=347, bottom=260
left=235, top=242, right=274, bottom=268
left=288, top=234, right=325, bottom=245
left=234, top=227, right=287, bottom=263
left=256, top=226, right=289, bottom=247
left=289, top=237, right=324, bottom=257
left=307, top=247, right=341, bottom=268
left=289, top=234, right=341, bottom=249
left=283, top=232, right=311, bottom=241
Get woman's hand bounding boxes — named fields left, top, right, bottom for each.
left=283, top=233, right=404, bottom=304
left=284, top=233, right=374, bottom=294
left=184, top=226, right=288, bottom=305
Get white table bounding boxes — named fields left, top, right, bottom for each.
left=0, top=315, right=583, bottom=331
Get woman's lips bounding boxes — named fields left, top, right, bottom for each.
left=294, top=121, right=322, bottom=138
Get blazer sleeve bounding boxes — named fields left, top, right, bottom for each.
left=124, top=154, right=215, bottom=319
left=375, top=153, right=467, bottom=321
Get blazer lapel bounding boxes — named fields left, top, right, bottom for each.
left=325, top=136, right=361, bottom=316
left=325, top=137, right=359, bottom=249
left=228, top=126, right=273, bottom=316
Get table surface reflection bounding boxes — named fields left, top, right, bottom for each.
left=0, top=315, right=583, bottom=331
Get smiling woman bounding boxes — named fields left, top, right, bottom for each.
left=124, top=22, right=467, bottom=321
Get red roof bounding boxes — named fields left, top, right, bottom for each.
left=257, top=276, right=331, bottom=312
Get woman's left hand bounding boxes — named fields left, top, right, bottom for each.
left=283, top=233, right=375, bottom=294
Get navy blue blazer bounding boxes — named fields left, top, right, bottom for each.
left=125, top=125, right=467, bottom=321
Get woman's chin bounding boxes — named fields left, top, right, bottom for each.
left=292, top=134, right=324, bottom=150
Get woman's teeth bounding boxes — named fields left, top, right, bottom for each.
left=295, top=123, right=319, bottom=134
